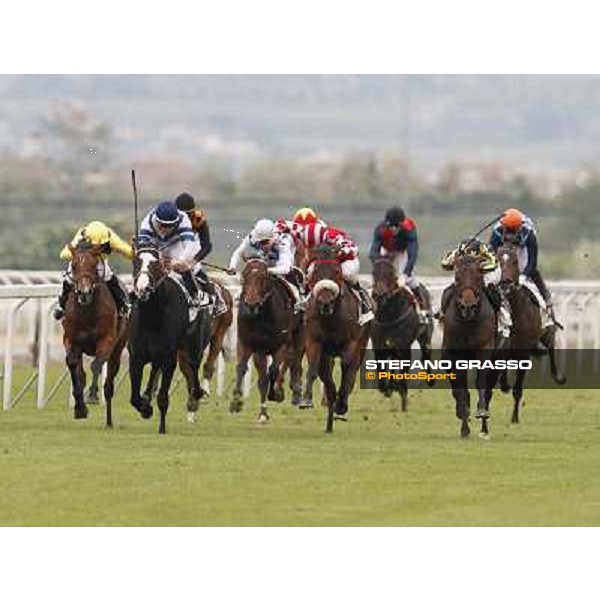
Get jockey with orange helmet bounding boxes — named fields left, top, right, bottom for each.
left=490, top=208, right=555, bottom=324
left=54, top=221, right=133, bottom=320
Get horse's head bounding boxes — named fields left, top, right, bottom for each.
left=70, top=241, right=102, bottom=306
left=454, top=254, right=483, bottom=321
left=371, top=258, right=398, bottom=303
left=497, top=243, right=520, bottom=293
left=307, top=245, right=343, bottom=315
left=241, top=258, right=271, bottom=315
left=133, top=243, right=165, bottom=302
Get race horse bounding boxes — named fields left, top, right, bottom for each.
left=129, top=243, right=211, bottom=434
left=230, top=257, right=304, bottom=421
left=441, top=254, right=497, bottom=439
left=371, top=258, right=435, bottom=411
left=303, top=246, right=371, bottom=433
left=200, top=280, right=234, bottom=395
left=488, top=244, right=566, bottom=423
left=61, top=241, right=128, bottom=427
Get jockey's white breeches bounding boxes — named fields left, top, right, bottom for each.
left=341, top=258, right=360, bottom=283
left=516, top=247, right=529, bottom=272
left=381, top=250, right=419, bottom=290
left=483, top=266, right=501, bottom=287
left=66, top=261, right=113, bottom=282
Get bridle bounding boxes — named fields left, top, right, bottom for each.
left=240, top=259, right=273, bottom=315
left=133, top=245, right=168, bottom=301
left=70, top=246, right=102, bottom=307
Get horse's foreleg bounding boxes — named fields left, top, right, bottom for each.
left=450, top=370, right=470, bottom=438
left=157, top=359, right=177, bottom=434
left=289, top=336, right=304, bottom=406
left=337, top=345, right=362, bottom=419
left=548, top=344, right=567, bottom=385
left=319, top=355, right=337, bottom=433
left=254, top=353, right=270, bottom=423
left=476, top=369, right=491, bottom=439
left=231, top=344, right=252, bottom=413
left=511, top=368, right=527, bottom=424
left=178, top=348, right=202, bottom=422
left=301, top=340, right=321, bottom=409
left=202, top=321, right=224, bottom=395
left=129, top=356, right=153, bottom=419
left=66, top=345, right=87, bottom=420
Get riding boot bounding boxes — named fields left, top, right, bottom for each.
left=411, top=285, right=430, bottom=325
left=434, top=284, right=455, bottom=323
left=350, top=282, right=374, bottom=325
left=106, top=275, right=130, bottom=316
left=211, top=283, right=229, bottom=316
left=53, top=280, right=73, bottom=320
left=182, top=271, right=199, bottom=306
left=488, top=284, right=512, bottom=339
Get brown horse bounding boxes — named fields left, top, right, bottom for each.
left=304, top=246, right=371, bottom=433
left=200, top=281, right=234, bottom=395
left=371, top=258, right=434, bottom=410
left=61, top=241, right=128, bottom=427
left=230, top=258, right=304, bottom=422
left=441, top=254, right=497, bottom=438
left=488, top=244, right=566, bottom=423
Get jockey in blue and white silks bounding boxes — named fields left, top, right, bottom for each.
left=137, top=201, right=201, bottom=303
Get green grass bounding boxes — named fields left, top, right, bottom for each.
left=1, top=366, right=600, bottom=526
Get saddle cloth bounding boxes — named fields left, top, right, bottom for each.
left=519, top=275, right=546, bottom=311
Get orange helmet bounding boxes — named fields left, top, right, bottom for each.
left=501, top=208, right=524, bottom=231
left=293, top=207, right=317, bottom=226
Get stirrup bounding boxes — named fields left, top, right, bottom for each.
left=53, top=307, right=64, bottom=321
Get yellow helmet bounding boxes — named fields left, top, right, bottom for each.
left=82, top=221, right=111, bottom=245
left=293, top=207, right=317, bottom=226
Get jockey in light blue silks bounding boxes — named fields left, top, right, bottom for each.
left=137, top=201, right=200, bottom=304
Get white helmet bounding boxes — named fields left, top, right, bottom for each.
left=251, top=219, right=275, bottom=243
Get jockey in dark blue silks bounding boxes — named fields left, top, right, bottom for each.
left=369, top=207, right=428, bottom=319
left=137, top=201, right=201, bottom=305
left=489, top=208, right=555, bottom=326
left=175, top=192, right=227, bottom=316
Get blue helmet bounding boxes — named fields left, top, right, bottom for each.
left=154, top=201, right=180, bottom=225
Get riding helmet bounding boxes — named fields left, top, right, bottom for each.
left=293, top=207, right=317, bottom=226
left=82, top=221, right=111, bottom=245
left=175, top=192, right=196, bottom=213
left=154, top=201, right=180, bottom=225
left=385, top=207, right=406, bottom=226
left=501, top=208, right=524, bottom=231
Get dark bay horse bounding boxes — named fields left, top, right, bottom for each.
left=371, top=258, right=434, bottom=411
left=129, top=243, right=211, bottom=434
left=441, top=254, right=497, bottom=439
left=489, top=244, right=566, bottom=423
left=230, top=258, right=304, bottom=422
left=61, top=242, right=128, bottom=427
left=304, top=246, right=371, bottom=433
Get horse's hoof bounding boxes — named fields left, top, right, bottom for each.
left=334, top=413, right=348, bottom=422
left=258, top=412, right=269, bottom=424
left=479, top=432, right=491, bottom=441
left=554, top=374, right=567, bottom=386
left=475, top=409, right=490, bottom=420
left=383, top=389, right=392, bottom=398
left=298, top=399, right=314, bottom=410
left=86, top=392, right=99, bottom=405
left=74, top=405, right=88, bottom=420
left=201, top=379, right=211, bottom=396
left=187, top=411, right=197, bottom=423
left=229, top=399, right=243, bottom=414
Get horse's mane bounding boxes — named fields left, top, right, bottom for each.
left=311, top=244, right=337, bottom=261
left=75, top=240, right=96, bottom=252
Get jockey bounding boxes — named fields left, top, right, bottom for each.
left=175, top=192, right=227, bottom=316
left=137, top=201, right=201, bottom=305
left=489, top=208, right=555, bottom=326
left=227, top=218, right=304, bottom=306
left=369, top=206, right=428, bottom=321
left=292, top=219, right=374, bottom=325
left=440, top=237, right=512, bottom=338
left=291, top=206, right=327, bottom=238
left=54, top=221, right=133, bottom=320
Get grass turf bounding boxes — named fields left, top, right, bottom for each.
left=1, top=366, right=599, bottom=526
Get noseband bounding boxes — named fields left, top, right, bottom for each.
left=241, top=260, right=272, bottom=313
